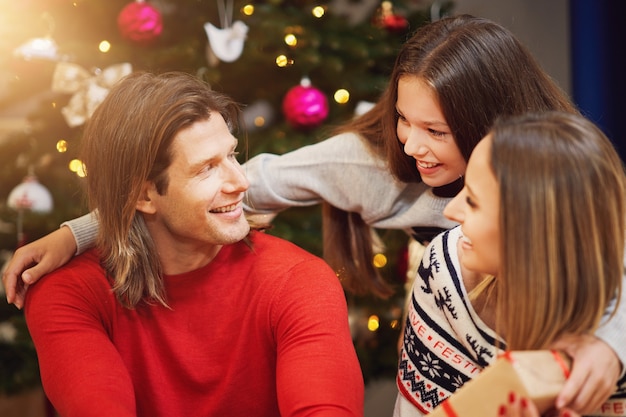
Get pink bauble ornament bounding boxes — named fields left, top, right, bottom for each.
left=282, top=78, right=329, bottom=129
left=117, top=1, right=163, bottom=45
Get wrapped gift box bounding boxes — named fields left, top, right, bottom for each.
left=429, top=350, right=571, bottom=417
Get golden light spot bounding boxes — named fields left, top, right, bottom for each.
left=254, top=116, right=265, bottom=127
left=367, top=315, right=380, bottom=332
left=99, top=40, right=111, bottom=53
left=312, top=6, right=326, bottom=18
left=372, top=253, right=387, bottom=268
left=276, top=55, right=293, bottom=67
left=284, top=34, right=297, bottom=47
left=56, top=140, right=68, bottom=153
left=69, top=159, right=85, bottom=177
left=334, top=89, right=350, bottom=104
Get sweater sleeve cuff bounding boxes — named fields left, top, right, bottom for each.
left=60, top=211, right=99, bottom=255
left=596, top=294, right=626, bottom=378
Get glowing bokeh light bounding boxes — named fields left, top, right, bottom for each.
left=312, top=6, right=325, bottom=18
left=372, top=253, right=387, bottom=268
left=69, top=159, right=86, bottom=178
left=334, top=89, right=350, bottom=104
left=99, top=40, right=111, bottom=53
left=242, top=4, right=254, bottom=15
left=367, top=315, right=380, bottom=332
left=284, top=34, right=297, bottom=46
left=276, top=55, right=294, bottom=67
left=56, top=140, right=68, bottom=153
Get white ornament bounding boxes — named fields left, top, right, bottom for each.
left=204, top=20, right=248, bottom=63
left=8, top=176, right=53, bottom=213
left=204, top=0, right=248, bottom=63
left=354, top=100, right=375, bottom=116
left=13, top=37, right=59, bottom=60
left=51, top=62, right=133, bottom=127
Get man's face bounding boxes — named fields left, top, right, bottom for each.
left=140, top=112, right=250, bottom=258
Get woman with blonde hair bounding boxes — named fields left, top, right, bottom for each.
left=396, top=111, right=626, bottom=416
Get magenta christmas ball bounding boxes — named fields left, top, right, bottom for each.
left=282, top=83, right=329, bottom=129
left=117, top=1, right=163, bottom=45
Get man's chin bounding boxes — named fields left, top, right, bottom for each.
left=225, top=222, right=251, bottom=243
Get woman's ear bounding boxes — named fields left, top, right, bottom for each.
left=136, top=181, right=157, bottom=214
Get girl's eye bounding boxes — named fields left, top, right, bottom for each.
left=428, top=128, right=447, bottom=138
left=229, top=151, right=240, bottom=160
left=396, top=112, right=407, bottom=123
left=465, top=196, right=477, bottom=208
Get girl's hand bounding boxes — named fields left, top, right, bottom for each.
left=2, top=226, right=76, bottom=309
left=551, top=334, right=619, bottom=414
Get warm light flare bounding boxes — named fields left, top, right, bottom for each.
left=56, top=140, right=68, bottom=153
left=367, top=315, right=380, bottom=332
left=242, top=4, right=254, bottom=15
left=334, top=89, right=350, bottom=104
left=312, top=6, right=326, bottom=18
left=284, top=34, right=297, bottom=47
left=372, top=253, right=387, bottom=268
left=99, top=40, right=111, bottom=53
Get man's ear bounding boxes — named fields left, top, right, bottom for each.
left=136, top=181, right=157, bottom=214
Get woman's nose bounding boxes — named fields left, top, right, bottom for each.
left=443, top=190, right=465, bottom=223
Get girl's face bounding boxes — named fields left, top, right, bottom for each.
left=443, top=135, right=501, bottom=276
left=396, top=76, right=467, bottom=188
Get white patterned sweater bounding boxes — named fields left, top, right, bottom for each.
left=393, top=226, right=626, bottom=417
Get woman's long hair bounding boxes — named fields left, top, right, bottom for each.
left=490, top=112, right=625, bottom=350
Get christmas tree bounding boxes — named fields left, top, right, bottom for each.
left=0, top=0, right=453, bottom=394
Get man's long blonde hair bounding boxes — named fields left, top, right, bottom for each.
left=81, top=72, right=241, bottom=308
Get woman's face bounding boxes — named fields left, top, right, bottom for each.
left=396, top=76, right=467, bottom=188
left=443, top=135, right=501, bottom=276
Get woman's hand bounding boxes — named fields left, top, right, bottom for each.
left=499, top=392, right=579, bottom=417
left=2, top=226, right=77, bottom=309
left=498, top=392, right=541, bottom=417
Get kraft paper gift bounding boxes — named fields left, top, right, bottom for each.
left=429, top=350, right=571, bottom=417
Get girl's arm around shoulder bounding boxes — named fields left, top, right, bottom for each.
left=242, top=132, right=415, bottom=226
left=593, top=260, right=626, bottom=370
left=2, top=211, right=98, bottom=308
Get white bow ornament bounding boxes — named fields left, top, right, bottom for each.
left=52, top=62, right=133, bottom=127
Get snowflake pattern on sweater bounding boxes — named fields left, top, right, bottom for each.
left=397, top=227, right=499, bottom=414
left=396, top=226, right=626, bottom=416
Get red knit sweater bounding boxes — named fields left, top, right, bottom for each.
left=25, top=231, right=364, bottom=417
